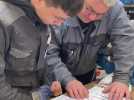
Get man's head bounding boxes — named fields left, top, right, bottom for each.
left=31, top=0, right=84, bottom=25
left=78, top=0, right=116, bottom=23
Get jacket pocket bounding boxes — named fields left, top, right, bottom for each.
left=6, top=27, right=40, bottom=74
left=60, top=43, right=81, bottom=71
left=6, top=45, right=40, bottom=87
left=8, top=47, right=38, bottom=73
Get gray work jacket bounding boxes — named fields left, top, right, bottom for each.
left=0, top=1, right=49, bottom=100
left=46, top=2, right=134, bottom=87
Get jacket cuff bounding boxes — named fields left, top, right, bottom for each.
left=113, top=74, right=129, bottom=85
left=61, top=75, right=76, bottom=88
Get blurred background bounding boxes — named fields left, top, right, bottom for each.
left=121, top=0, right=134, bottom=19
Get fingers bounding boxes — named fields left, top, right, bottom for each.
left=77, top=86, right=88, bottom=98
left=66, top=80, right=89, bottom=99
left=108, top=86, right=116, bottom=100
left=112, top=87, right=121, bottom=100
left=68, top=88, right=75, bottom=98
left=74, top=88, right=80, bottom=98
left=110, top=87, right=130, bottom=100
left=118, top=88, right=125, bottom=100
left=68, top=84, right=88, bottom=98
left=125, top=89, right=131, bottom=100
left=68, top=85, right=80, bottom=98
left=51, top=81, right=62, bottom=96
left=103, top=82, right=130, bottom=100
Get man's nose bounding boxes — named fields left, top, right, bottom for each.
left=53, top=20, right=64, bottom=26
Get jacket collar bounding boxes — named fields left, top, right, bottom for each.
left=64, top=16, right=103, bottom=28
left=64, top=16, right=81, bottom=27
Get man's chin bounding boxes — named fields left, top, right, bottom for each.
left=81, top=18, right=93, bottom=23
left=78, top=16, right=96, bottom=23
left=82, top=17, right=101, bottom=23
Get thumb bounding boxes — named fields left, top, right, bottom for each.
left=103, top=84, right=112, bottom=93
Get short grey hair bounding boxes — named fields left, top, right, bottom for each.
left=103, top=0, right=117, bottom=7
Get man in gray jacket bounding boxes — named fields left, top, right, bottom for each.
left=0, top=0, right=83, bottom=100
left=46, top=0, right=134, bottom=100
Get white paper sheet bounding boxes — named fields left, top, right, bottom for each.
left=51, top=74, right=126, bottom=100
left=51, top=86, right=108, bottom=100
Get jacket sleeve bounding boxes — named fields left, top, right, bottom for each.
left=109, top=3, right=134, bottom=84
left=46, top=26, right=76, bottom=87
left=0, top=23, right=33, bottom=100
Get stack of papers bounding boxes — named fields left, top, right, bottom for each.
left=51, top=86, right=108, bottom=100
left=51, top=74, right=126, bottom=100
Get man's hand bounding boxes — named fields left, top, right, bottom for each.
left=66, top=80, right=89, bottom=99
left=50, top=81, right=62, bottom=96
left=103, top=82, right=130, bottom=100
